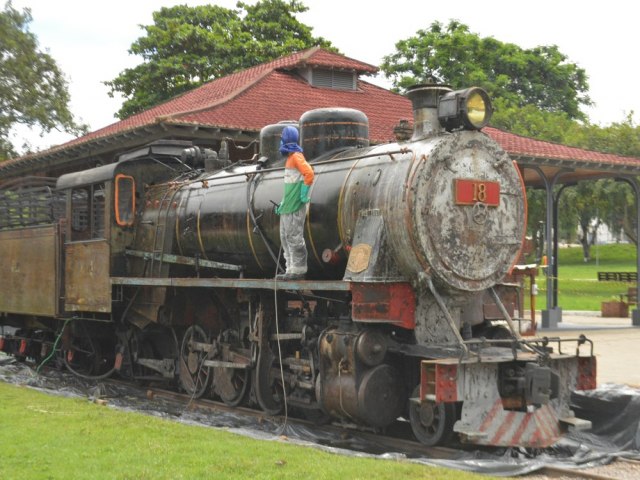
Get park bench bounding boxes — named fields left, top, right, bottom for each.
left=597, top=271, right=638, bottom=282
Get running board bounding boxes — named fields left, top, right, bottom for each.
left=126, top=249, right=242, bottom=272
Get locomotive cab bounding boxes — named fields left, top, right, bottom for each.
left=56, top=141, right=192, bottom=315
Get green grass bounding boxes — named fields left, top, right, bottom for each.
left=0, top=382, right=492, bottom=480
left=527, top=243, right=637, bottom=311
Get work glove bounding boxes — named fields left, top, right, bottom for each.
left=300, top=184, right=311, bottom=204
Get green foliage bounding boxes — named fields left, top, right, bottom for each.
left=569, top=113, right=640, bottom=158
left=492, top=100, right=580, bottom=143
left=106, top=0, right=335, bottom=119
left=380, top=20, right=591, bottom=120
left=597, top=179, right=635, bottom=243
left=0, top=1, right=86, bottom=160
left=0, top=382, right=490, bottom=480
left=559, top=182, right=609, bottom=260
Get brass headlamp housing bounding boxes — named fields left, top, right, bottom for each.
left=438, top=87, right=493, bottom=131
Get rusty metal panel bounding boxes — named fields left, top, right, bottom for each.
left=65, top=240, right=111, bottom=313
left=0, top=225, right=59, bottom=316
left=420, top=361, right=459, bottom=403
left=351, top=282, right=416, bottom=329
left=577, top=356, right=597, bottom=390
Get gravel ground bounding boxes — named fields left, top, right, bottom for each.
left=540, top=313, right=640, bottom=386
left=523, top=458, right=640, bottom=479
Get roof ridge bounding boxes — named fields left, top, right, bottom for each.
left=241, top=46, right=326, bottom=74
left=298, top=45, right=322, bottom=61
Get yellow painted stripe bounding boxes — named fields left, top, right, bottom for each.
left=246, top=210, right=264, bottom=271
left=196, top=206, right=209, bottom=260
left=337, top=159, right=361, bottom=247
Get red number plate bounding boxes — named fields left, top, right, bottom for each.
left=454, top=179, right=500, bottom=206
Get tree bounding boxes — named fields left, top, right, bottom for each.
left=557, top=181, right=613, bottom=261
left=525, top=187, right=547, bottom=262
left=380, top=20, right=592, bottom=120
left=106, top=0, right=335, bottom=119
left=491, top=101, right=579, bottom=144
left=566, top=113, right=640, bottom=158
left=0, top=1, right=86, bottom=160
left=598, top=179, right=635, bottom=243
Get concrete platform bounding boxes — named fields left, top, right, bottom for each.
left=537, top=310, right=640, bottom=387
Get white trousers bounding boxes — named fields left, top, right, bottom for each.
left=279, top=207, right=308, bottom=274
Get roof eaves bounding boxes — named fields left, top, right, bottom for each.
left=0, top=123, right=166, bottom=176
left=511, top=153, right=640, bottom=174
left=487, top=125, right=640, bottom=163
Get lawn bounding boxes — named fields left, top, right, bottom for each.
left=0, top=381, right=493, bottom=480
left=527, top=243, right=637, bottom=311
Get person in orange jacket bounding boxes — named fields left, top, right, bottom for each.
left=275, top=126, right=314, bottom=280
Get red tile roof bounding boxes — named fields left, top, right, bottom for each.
left=3, top=47, right=639, bottom=175
left=52, top=47, right=385, bottom=147
left=486, top=127, right=640, bottom=167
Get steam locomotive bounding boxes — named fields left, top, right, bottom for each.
left=0, top=84, right=596, bottom=447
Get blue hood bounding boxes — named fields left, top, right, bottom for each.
left=280, top=126, right=303, bottom=154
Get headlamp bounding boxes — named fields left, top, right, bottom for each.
left=438, top=87, right=493, bottom=131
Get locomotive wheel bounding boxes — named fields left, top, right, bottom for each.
left=129, top=332, right=154, bottom=381
left=63, top=334, right=103, bottom=377
left=254, top=347, right=284, bottom=416
left=212, top=327, right=250, bottom=406
left=409, top=386, right=456, bottom=446
left=215, top=367, right=250, bottom=407
left=178, top=325, right=213, bottom=398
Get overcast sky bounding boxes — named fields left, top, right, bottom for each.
left=9, top=0, right=639, bottom=152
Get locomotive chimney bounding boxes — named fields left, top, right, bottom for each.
left=406, top=84, right=452, bottom=140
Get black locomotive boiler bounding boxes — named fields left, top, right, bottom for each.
left=0, top=84, right=596, bottom=447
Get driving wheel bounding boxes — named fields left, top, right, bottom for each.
left=254, top=347, right=284, bottom=416
left=215, top=366, right=250, bottom=406
left=178, top=325, right=213, bottom=398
